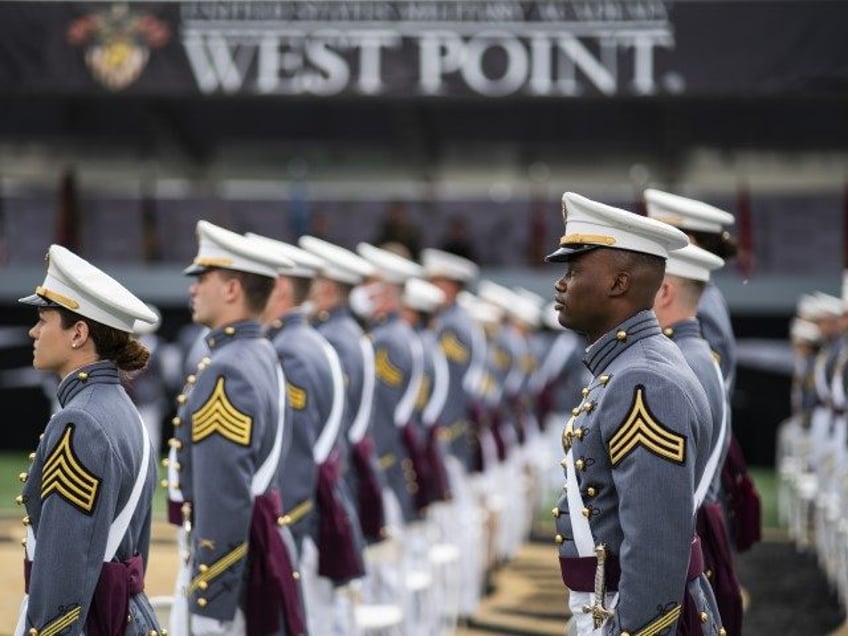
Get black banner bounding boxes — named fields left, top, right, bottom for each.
left=0, top=1, right=845, bottom=98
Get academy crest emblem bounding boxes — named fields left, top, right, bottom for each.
left=67, top=3, right=170, bottom=91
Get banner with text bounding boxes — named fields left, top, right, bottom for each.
left=0, top=1, right=845, bottom=98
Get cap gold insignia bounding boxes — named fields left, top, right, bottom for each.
left=41, top=425, right=101, bottom=515
left=608, top=385, right=686, bottom=467
left=192, top=376, right=253, bottom=447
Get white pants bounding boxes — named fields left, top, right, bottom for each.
left=567, top=590, right=618, bottom=636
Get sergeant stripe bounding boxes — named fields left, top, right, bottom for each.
left=40, top=605, right=81, bottom=636
left=188, top=542, right=248, bottom=594
left=41, top=425, right=101, bottom=515
left=633, top=603, right=681, bottom=636
left=440, top=332, right=469, bottom=364
left=608, top=386, right=686, bottom=467
left=287, top=383, right=307, bottom=410
left=192, top=376, right=253, bottom=446
left=415, top=375, right=431, bottom=410
left=375, top=349, right=403, bottom=387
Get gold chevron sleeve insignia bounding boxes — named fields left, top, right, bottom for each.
left=415, top=374, right=431, bottom=410
left=41, top=425, right=101, bottom=515
left=39, top=604, right=82, bottom=636
left=440, top=331, right=469, bottom=363
left=287, top=382, right=307, bottom=410
left=375, top=348, right=403, bottom=387
left=633, top=603, right=682, bottom=636
left=188, top=542, right=248, bottom=595
left=192, top=376, right=253, bottom=446
left=492, top=346, right=510, bottom=370
left=608, top=385, right=686, bottom=467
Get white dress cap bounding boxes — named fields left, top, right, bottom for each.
left=789, top=317, right=821, bottom=344
left=185, top=220, right=294, bottom=279
left=812, top=291, right=844, bottom=318
left=664, top=244, right=725, bottom=283
left=132, top=303, right=162, bottom=335
left=546, top=192, right=690, bottom=263
left=644, top=189, right=735, bottom=234
left=298, top=235, right=376, bottom=285
left=458, top=290, right=503, bottom=326
left=19, top=244, right=158, bottom=333
left=421, top=248, right=479, bottom=283
left=245, top=232, right=325, bottom=279
left=356, top=242, right=424, bottom=284
left=477, top=279, right=540, bottom=327
left=796, top=293, right=825, bottom=321
left=403, top=278, right=446, bottom=313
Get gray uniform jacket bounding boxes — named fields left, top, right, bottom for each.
left=22, top=360, right=160, bottom=635
left=431, top=301, right=485, bottom=470
left=697, top=283, right=737, bottom=395
left=268, top=310, right=365, bottom=558
left=369, top=312, right=422, bottom=523
left=665, top=318, right=727, bottom=503
left=170, top=321, right=292, bottom=622
left=554, top=311, right=720, bottom=635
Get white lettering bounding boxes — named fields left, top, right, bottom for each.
left=183, top=32, right=254, bottom=93
left=462, top=32, right=528, bottom=97
left=352, top=31, right=402, bottom=94
left=419, top=31, right=465, bottom=94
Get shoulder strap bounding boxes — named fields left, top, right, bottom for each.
left=252, top=363, right=286, bottom=496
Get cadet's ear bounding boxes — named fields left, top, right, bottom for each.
left=609, top=270, right=630, bottom=297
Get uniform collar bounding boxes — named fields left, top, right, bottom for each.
left=57, top=360, right=119, bottom=407
left=583, top=309, right=662, bottom=376
left=266, top=309, right=308, bottom=337
left=205, top=320, right=262, bottom=351
left=662, top=317, right=701, bottom=341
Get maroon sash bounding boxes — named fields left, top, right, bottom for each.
left=721, top=434, right=762, bottom=552
left=400, top=421, right=432, bottom=512
left=25, top=555, right=145, bottom=636
left=316, top=449, right=366, bottom=582
left=351, top=436, right=386, bottom=541
left=245, top=490, right=306, bottom=636
left=559, top=536, right=704, bottom=592
left=467, top=400, right=489, bottom=472
left=697, top=502, right=743, bottom=635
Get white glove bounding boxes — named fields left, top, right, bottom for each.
left=190, top=614, right=229, bottom=636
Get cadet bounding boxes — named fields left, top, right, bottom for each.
left=248, top=232, right=366, bottom=635
left=653, top=243, right=742, bottom=634
left=298, top=235, right=388, bottom=545
left=166, top=220, right=305, bottom=636
left=547, top=192, right=722, bottom=635
left=16, top=244, right=161, bottom=635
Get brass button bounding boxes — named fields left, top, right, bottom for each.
left=172, top=416, right=181, bottom=427
left=718, top=629, right=726, bottom=636
left=278, top=515, right=291, bottom=526
left=581, top=507, right=591, bottom=518
left=160, top=479, right=170, bottom=489
left=552, top=507, right=560, bottom=518
left=292, top=570, right=301, bottom=580
left=20, top=537, right=27, bottom=547
left=29, top=629, right=38, bottom=636
left=168, top=438, right=183, bottom=450
left=77, top=371, right=89, bottom=381
left=161, top=458, right=170, bottom=468
left=149, top=631, right=159, bottom=636
left=554, top=534, right=564, bottom=545
left=663, top=327, right=674, bottom=337
left=22, top=515, right=30, bottom=526
left=18, top=472, right=28, bottom=483
left=186, top=374, right=197, bottom=384
left=176, top=394, right=187, bottom=404
left=173, top=462, right=182, bottom=472
left=571, top=407, right=580, bottom=416
left=599, top=375, right=611, bottom=385
left=581, top=387, right=589, bottom=397
left=198, top=581, right=208, bottom=591
left=621, top=632, right=631, bottom=636
left=586, top=487, right=597, bottom=497
left=706, top=568, right=713, bottom=580
left=615, top=330, right=627, bottom=341
left=225, top=327, right=236, bottom=335
left=575, top=459, right=585, bottom=471
left=199, top=564, right=209, bottom=573
left=207, top=338, right=216, bottom=347
left=162, top=631, right=168, bottom=636
left=575, top=428, right=585, bottom=440
left=196, top=598, right=207, bottom=608
left=582, top=402, right=595, bottom=413
left=700, top=612, right=708, bottom=623
left=28, top=452, right=35, bottom=461
left=15, top=495, right=26, bottom=505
